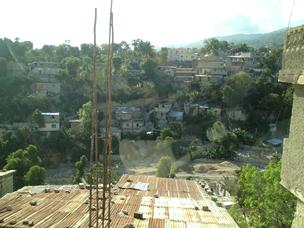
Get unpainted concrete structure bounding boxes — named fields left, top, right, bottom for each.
left=0, top=170, right=15, bottom=197
left=279, top=24, right=304, bottom=227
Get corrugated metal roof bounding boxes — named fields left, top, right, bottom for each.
left=0, top=175, right=239, bottom=227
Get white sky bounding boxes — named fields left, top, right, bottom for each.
left=0, top=0, right=303, bottom=48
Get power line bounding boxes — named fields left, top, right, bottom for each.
left=288, top=0, right=296, bottom=29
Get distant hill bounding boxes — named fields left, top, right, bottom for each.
left=168, top=28, right=286, bottom=49
left=215, top=29, right=286, bottom=48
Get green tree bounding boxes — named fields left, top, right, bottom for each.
left=0, top=133, right=19, bottom=168
left=201, top=38, right=230, bottom=55
left=156, top=136, right=174, bottom=156
left=222, top=72, right=253, bottom=107
left=168, top=122, right=183, bottom=139
left=206, top=122, right=238, bottom=159
left=141, top=58, right=157, bottom=81
left=159, top=47, right=168, bottom=64
left=206, top=132, right=237, bottom=159
left=156, top=156, right=175, bottom=178
left=159, top=128, right=174, bottom=140
left=73, top=155, right=88, bottom=183
left=24, top=165, right=46, bottom=185
left=235, top=160, right=296, bottom=227
left=132, top=39, right=154, bottom=58
left=207, top=121, right=226, bottom=142
left=231, top=43, right=251, bottom=53
left=4, top=145, right=42, bottom=188
left=0, top=57, right=7, bottom=77
left=261, top=48, right=282, bottom=77
left=231, top=128, right=255, bottom=145
left=75, top=101, right=93, bottom=146
left=32, top=109, right=45, bottom=127
left=63, top=56, right=81, bottom=76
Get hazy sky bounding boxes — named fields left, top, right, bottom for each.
left=0, top=0, right=303, bottom=48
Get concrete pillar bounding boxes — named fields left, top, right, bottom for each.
left=279, top=25, right=304, bottom=227
left=0, top=170, right=15, bottom=197
left=292, top=200, right=304, bottom=228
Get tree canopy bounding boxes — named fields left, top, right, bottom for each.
left=235, top=160, right=296, bottom=227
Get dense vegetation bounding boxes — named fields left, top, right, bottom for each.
left=4, top=145, right=45, bottom=188
left=229, top=157, right=296, bottom=227
left=156, top=156, right=176, bottom=178
left=0, top=38, right=174, bottom=166
left=0, top=36, right=293, bottom=200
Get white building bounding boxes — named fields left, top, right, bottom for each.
left=39, top=112, right=60, bottom=132
left=167, top=48, right=198, bottom=62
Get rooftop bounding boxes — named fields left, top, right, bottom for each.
left=0, top=170, right=15, bottom=177
left=41, top=112, right=60, bottom=116
left=0, top=175, right=238, bottom=227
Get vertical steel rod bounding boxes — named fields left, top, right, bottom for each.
left=93, top=8, right=100, bottom=228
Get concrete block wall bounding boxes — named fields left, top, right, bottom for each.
left=0, top=170, right=15, bottom=197
left=279, top=25, right=304, bottom=228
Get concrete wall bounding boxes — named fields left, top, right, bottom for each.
left=279, top=25, right=304, bottom=227
left=0, top=171, right=15, bottom=197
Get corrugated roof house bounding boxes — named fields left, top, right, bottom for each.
left=0, top=175, right=238, bottom=227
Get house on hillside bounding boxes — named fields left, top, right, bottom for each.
left=174, top=67, right=196, bottom=88
left=184, top=103, right=209, bottom=116
left=29, top=62, right=62, bottom=96
left=121, top=119, right=145, bottom=134
left=225, top=52, right=260, bottom=75
left=153, top=103, right=172, bottom=128
left=167, top=48, right=199, bottom=62
left=39, top=112, right=60, bottom=132
left=113, top=106, right=145, bottom=135
left=167, top=111, right=184, bottom=122
left=195, top=55, right=227, bottom=84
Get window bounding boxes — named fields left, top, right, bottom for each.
left=51, top=124, right=57, bottom=128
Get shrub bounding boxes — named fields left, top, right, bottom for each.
left=156, top=156, right=175, bottom=178
left=24, top=165, right=46, bottom=185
